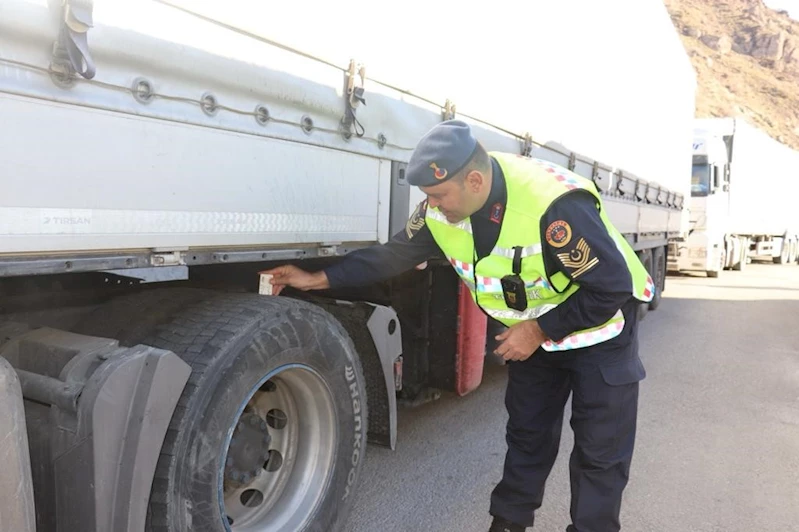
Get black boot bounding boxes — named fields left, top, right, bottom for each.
left=488, top=516, right=526, bottom=532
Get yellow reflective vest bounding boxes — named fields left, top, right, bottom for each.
left=425, top=152, right=655, bottom=352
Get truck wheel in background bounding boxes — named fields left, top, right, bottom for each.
left=732, top=237, right=748, bottom=271
left=774, top=240, right=789, bottom=264
left=637, top=249, right=653, bottom=320
left=707, top=247, right=724, bottom=278
left=648, top=246, right=666, bottom=311
left=74, top=289, right=368, bottom=532
left=723, top=236, right=734, bottom=271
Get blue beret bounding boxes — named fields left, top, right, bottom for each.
left=406, top=120, right=478, bottom=187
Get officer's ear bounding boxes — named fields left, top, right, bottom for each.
left=464, top=170, right=485, bottom=193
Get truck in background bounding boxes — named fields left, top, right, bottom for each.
left=668, top=117, right=799, bottom=277
left=0, top=1, right=695, bottom=530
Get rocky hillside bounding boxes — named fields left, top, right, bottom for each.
left=664, top=0, right=799, bottom=149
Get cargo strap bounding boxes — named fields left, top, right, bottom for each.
left=341, top=59, right=366, bottom=138
left=53, top=0, right=96, bottom=80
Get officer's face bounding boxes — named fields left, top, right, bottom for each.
left=422, top=171, right=487, bottom=222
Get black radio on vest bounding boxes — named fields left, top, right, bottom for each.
left=501, top=246, right=527, bottom=311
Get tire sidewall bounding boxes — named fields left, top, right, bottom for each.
left=169, top=306, right=367, bottom=532
left=637, top=250, right=653, bottom=320
left=649, top=247, right=665, bottom=310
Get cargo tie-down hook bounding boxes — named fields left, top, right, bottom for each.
left=341, top=59, right=367, bottom=140
left=522, top=133, right=534, bottom=157
left=442, top=99, right=456, bottom=121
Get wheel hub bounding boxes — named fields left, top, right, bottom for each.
left=225, top=412, right=271, bottom=485
left=221, top=366, right=338, bottom=531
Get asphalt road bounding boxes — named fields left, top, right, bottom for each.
left=344, top=264, right=799, bottom=532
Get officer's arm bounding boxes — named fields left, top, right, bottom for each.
left=536, top=191, right=634, bottom=343
left=323, top=200, right=443, bottom=289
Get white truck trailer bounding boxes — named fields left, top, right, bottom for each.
left=669, top=117, right=799, bottom=277
left=0, top=1, right=695, bottom=530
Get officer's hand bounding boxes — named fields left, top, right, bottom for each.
left=259, top=265, right=330, bottom=296
left=494, top=321, right=548, bottom=362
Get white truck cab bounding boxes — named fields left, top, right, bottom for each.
left=675, top=130, right=733, bottom=277
left=669, top=117, right=799, bottom=277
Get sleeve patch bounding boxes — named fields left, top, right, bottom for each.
left=405, top=200, right=427, bottom=239
left=546, top=220, right=572, bottom=248
left=556, top=237, right=599, bottom=278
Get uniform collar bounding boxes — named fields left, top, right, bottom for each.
left=473, top=156, right=507, bottom=223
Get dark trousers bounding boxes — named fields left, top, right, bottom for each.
left=489, top=319, right=645, bottom=531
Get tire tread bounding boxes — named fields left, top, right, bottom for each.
left=74, top=288, right=356, bottom=532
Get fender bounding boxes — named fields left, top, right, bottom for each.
left=0, top=326, right=190, bottom=532
left=0, top=355, right=36, bottom=532
left=317, top=300, right=403, bottom=450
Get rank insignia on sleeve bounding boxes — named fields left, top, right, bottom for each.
left=556, top=237, right=599, bottom=278
left=546, top=220, right=572, bottom=248
left=405, top=200, right=427, bottom=239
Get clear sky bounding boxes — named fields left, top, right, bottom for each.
left=764, top=0, right=798, bottom=17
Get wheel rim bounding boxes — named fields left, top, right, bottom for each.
left=219, top=364, right=338, bottom=532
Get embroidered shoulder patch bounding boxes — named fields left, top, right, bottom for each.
left=556, top=237, right=599, bottom=279
left=405, top=200, right=428, bottom=239
left=546, top=220, right=572, bottom=248
left=489, top=202, right=504, bottom=224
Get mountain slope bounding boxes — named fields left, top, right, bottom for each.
left=664, top=0, right=799, bottom=149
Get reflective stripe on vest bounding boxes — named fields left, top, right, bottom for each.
left=449, top=257, right=552, bottom=294
left=484, top=304, right=558, bottom=321
left=426, top=209, right=472, bottom=232
left=541, top=310, right=625, bottom=351
left=642, top=273, right=656, bottom=301
left=491, top=244, right=542, bottom=259
left=431, top=209, right=542, bottom=259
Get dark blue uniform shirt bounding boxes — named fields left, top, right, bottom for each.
left=324, top=157, right=636, bottom=344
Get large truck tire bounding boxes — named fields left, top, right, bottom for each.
left=773, top=237, right=792, bottom=265
left=732, top=237, right=748, bottom=271
left=74, top=289, right=368, bottom=532
left=637, top=249, right=653, bottom=320
left=707, top=247, right=724, bottom=278
left=648, top=246, right=665, bottom=311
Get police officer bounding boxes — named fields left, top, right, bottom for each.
left=264, top=120, right=654, bottom=532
